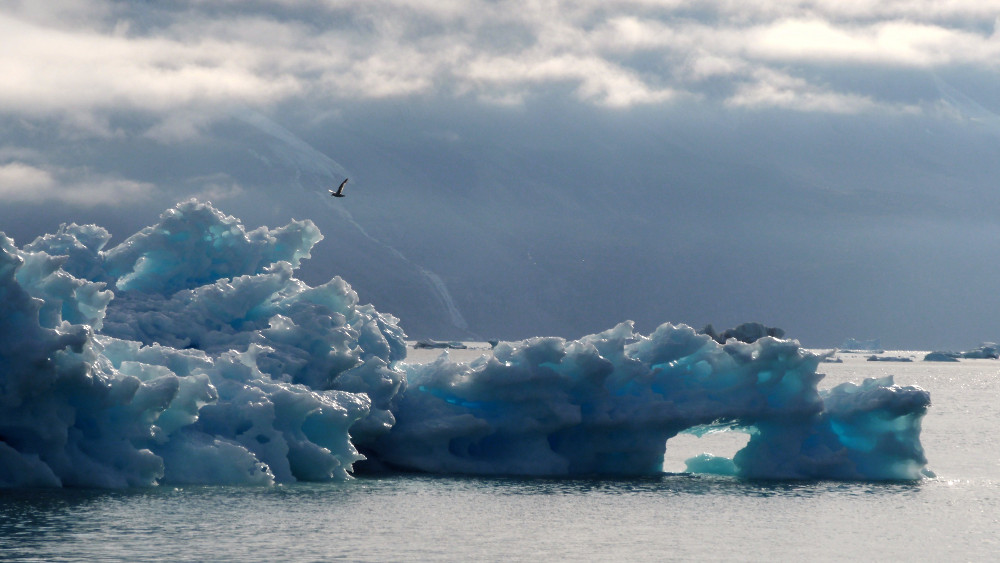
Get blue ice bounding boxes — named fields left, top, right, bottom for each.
left=0, top=200, right=930, bottom=487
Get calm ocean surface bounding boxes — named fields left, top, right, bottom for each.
left=2, top=352, right=997, bottom=562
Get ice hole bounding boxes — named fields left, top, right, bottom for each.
left=662, top=429, right=751, bottom=474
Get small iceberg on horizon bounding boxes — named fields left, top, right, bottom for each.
left=412, top=339, right=468, bottom=350
left=924, top=343, right=999, bottom=361
left=840, top=337, right=884, bottom=353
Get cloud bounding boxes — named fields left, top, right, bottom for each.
left=142, top=111, right=215, bottom=143
left=0, top=161, right=154, bottom=206
left=725, top=69, right=887, bottom=113
left=743, top=18, right=1000, bottom=66
left=0, top=162, right=54, bottom=193
left=184, top=174, right=246, bottom=203
left=464, top=53, right=677, bottom=107
left=0, top=11, right=299, bottom=114
left=1, top=0, right=998, bottom=132
left=712, top=0, right=1000, bottom=22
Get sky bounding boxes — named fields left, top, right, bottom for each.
left=2, top=0, right=1000, bottom=349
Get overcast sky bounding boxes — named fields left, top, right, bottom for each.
left=2, top=1, right=1000, bottom=349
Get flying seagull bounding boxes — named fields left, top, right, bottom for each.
left=330, top=178, right=348, bottom=197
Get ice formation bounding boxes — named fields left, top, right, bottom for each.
left=0, top=200, right=931, bottom=487
left=379, top=324, right=930, bottom=480
left=1, top=201, right=405, bottom=487
left=924, top=343, right=999, bottom=361
left=840, top=338, right=884, bottom=353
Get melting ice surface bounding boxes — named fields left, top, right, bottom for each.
left=0, top=200, right=930, bottom=487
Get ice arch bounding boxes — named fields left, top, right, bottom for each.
left=373, top=323, right=930, bottom=480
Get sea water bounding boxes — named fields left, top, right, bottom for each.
left=1, top=352, right=997, bottom=562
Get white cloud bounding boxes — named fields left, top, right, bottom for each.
left=464, top=53, right=676, bottom=107
left=142, top=111, right=214, bottom=143
left=658, top=0, right=1000, bottom=22
left=590, top=16, right=687, bottom=53
left=683, top=52, right=748, bottom=81
left=743, top=18, right=1000, bottom=66
left=0, top=161, right=154, bottom=206
left=724, top=68, right=921, bottom=114
left=61, top=177, right=154, bottom=206
left=0, top=162, right=55, bottom=193
left=0, top=0, right=998, bottom=126
left=185, top=174, right=246, bottom=202
left=0, top=12, right=300, bottom=114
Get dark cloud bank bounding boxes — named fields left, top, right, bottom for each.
left=5, top=91, right=1000, bottom=351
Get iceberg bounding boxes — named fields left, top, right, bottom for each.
left=376, top=323, right=930, bottom=480
left=923, top=352, right=960, bottom=362
left=0, top=201, right=404, bottom=487
left=867, top=355, right=913, bottom=362
left=924, top=343, right=999, bottom=361
left=413, top=339, right=468, bottom=350
left=840, top=338, right=884, bottom=353
left=0, top=200, right=931, bottom=487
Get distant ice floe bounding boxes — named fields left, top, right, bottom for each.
left=413, top=339, right=468, bottom=350
left=0, top=200, right=931, bottom=487
left=867, top=355, right=913, bottom=362
left=924, top=343, right=999, bottom=362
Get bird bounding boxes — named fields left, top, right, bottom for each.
left=330, top=178, right=348, bottom=197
